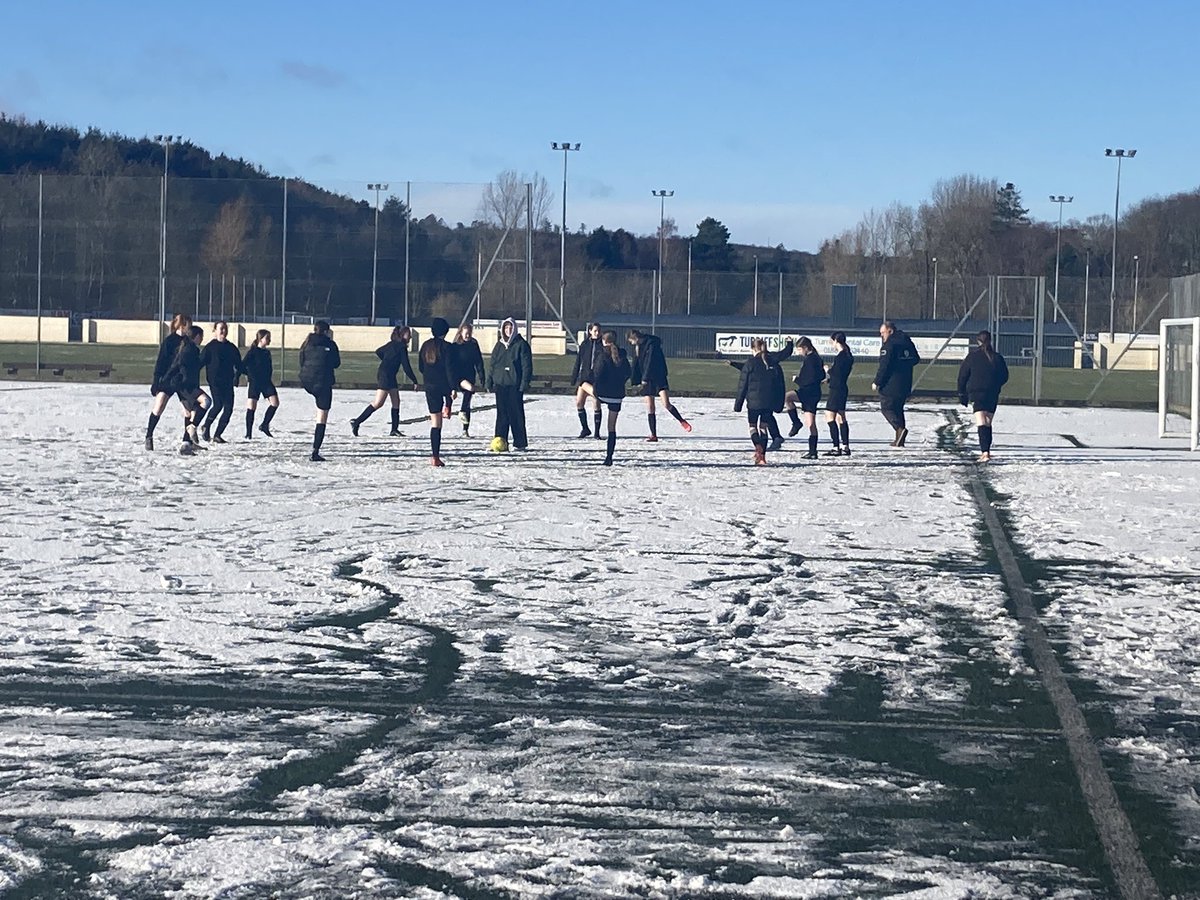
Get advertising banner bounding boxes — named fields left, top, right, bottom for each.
left=714, top=333, right=970, bottom=361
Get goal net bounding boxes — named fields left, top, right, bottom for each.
left=1159, top=317, right=1200, bottom=450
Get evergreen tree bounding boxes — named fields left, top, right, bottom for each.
left=692, top=217, right=735, bottom=271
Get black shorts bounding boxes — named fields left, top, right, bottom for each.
left=971, top=392, right=1000, bottom=414
left=425, top=387, right=452, bottom=415
left=175, top=387, right=206, bottom=414
left=745, top=408, right=773, bottom=426
left=796, top=388, right=821, bottom=414
left=640, top=380, right=668, bottom=397
left=248, top=381, right=277, bottom=401
left=597, top=395, right=624, bottom=412
left=305, top=385, right=333, bottom=411
left=825, top=389, right=848, bottom=413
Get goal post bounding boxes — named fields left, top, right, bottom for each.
left=1159, top=317, right=1200, bottom=450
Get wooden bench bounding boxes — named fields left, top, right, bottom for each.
left=4, top=361, right=113, bottom=377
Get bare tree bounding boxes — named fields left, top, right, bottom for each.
left=202, top=198, right=251, bottom=278
left=479, top=170, right=554, bottom=231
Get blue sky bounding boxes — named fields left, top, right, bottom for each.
left=2, top=0, right=1197, bottom=251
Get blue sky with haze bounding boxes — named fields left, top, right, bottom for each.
left=2, top=0, right=1196, bottom=250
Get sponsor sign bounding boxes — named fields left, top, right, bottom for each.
left=714, top=333, right=970, bottom=360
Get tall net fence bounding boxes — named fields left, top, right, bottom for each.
left=0, top=173, right=1172, bottom=336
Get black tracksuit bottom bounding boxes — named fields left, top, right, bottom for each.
left=493, top=386, right=528, bottom=449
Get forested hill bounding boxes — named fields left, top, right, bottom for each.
left=0, top=114, right=269, bottom=180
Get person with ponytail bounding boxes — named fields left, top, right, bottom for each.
left=160, top=324, right=211, bottom=455
left=145, top=312, right=193, bottom=451
left=350, top=325, right=418, bottom=438
left=733, top=338, right=779, bottom=465
left=242, top=329, right=280, bottom=439
left=823, top=331, right=854, bottom=456
left=727, top=337, right=793, bottom=449
left=784, top=336, right=826, bottom=459
left=627, top=329, right=691, bottom=441
left=957, top=329, right=1009, bottom=462
left=572, top=322, right=605, bottom=439
left=419, top=317, right=455, bottom=466
left=298, top=321, right=341, bottom=462
left=450, top=322, right=487, bottom=437
left=578, top=330, right=632, bottom=465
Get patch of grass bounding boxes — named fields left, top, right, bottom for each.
left=0, top=342, right=1156, bottom=404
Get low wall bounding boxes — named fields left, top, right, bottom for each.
left=76, top=318, right=570, bottom=355
left=0, top=315, right=70, bottom=343
left=1076, top=338, right=1158, bottom=371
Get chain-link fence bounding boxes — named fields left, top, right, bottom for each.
left=0, top=173, right=1172, bottom=339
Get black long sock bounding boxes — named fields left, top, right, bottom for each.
left=788, top=409, right=801, bottom=428
left=461, top=392, right=473, bottom=418
left=648, top=412, right=657, bottom=437
left=312, top=423, right=326, bottom=454
left=751, top=431, right=763, bottom=451
left=577, top=409, right=589, bottom=430
left=666, top=404, right=684, bottom=423
left=431, top=426, right=442, bottom=457
left=390, top=407, right=400, bottom=431
left=245, top=409, right=254, bottom=436
left=980, top=425, right=993, bottom=453
left=828, top=422, right=840, bottom=447
left=840, top=422, right=849, bottom=449
left=262, top=405, right=277, bottom=428
left=605, top=432, right=617, bottom=463
left=147, top=413, right=160, bottom=438
left=593, top=410, right=602, bottom=436
left=766, top=414, right=781, bottom=441
left=808, top=432, right=818, bottom=455
left=357, top=405, right=376, bottom=424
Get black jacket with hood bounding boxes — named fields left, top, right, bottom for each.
left=200, top=339, right=244, bottom=387
left=375, top=340, right=418, bottom=390
left=630, top=334, right=668, bottom=388
left=298, top=332, right=341, bottom=391
left=590, top=346, right=632, bottom=398
left=487, top=318, right=533, bottom=391
left=450, top=337, right=486, bottom=386
left=242, top=345, right=274, bottom=386
left=957, top=347, right=1009, bottom=401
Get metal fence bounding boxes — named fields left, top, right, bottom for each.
left=0, top=173, right=1172, bottom=336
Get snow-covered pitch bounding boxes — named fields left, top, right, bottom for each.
left=0, top=383, right=1197, bottom=898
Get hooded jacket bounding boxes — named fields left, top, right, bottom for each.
left=874, top=329, right=921, bottom=399
left=590, top=346, right=632, bottom=398
left=826, top=348, right=854, bottom=395
left=152, top=332, right=186, bottom=393
left=793, top=350, right=827, bottom=395
left=298, top=332, right=341, bottom=391
left=729, top=341, right=793, bottom=412
left=162, top=339, right=202, bottom=393
left=487, top=318, right=533, bottom=391
left=630, top=334, right=668, bottom=388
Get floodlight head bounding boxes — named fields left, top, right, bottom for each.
left=1128, top=149, right=1137, bottom=157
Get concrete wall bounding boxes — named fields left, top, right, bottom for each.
left=1076, top=338, right=1158, bottom=370
left=65, top=318, right=570, bottom=355
left=0, top=316, right=70, bottom=342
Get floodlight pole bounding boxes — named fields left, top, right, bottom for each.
left=1050, top=195, right=1073, bottom=324
left=154, top=134, right=176, bottom=337
left=753, top=255, right=759, bottom=317
left=551, top=142, right=580, bottom=322
left=367, top=182, right=388, bottom=326
left=1133, top=254, right=1140, bottom=330
left=1106, top=148, right=1136, bottom=342
left=652, top=189, right=673, bottom=334
left=932, top=256, right=938, bottom=319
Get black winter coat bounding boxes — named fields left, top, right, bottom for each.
left=375, top=341, right=417, bottom=390
left=298, top=333, right=341, bottom=391
left=242, top=345, right=273, bottom=386
left=419, top=338, right=455, bottom=394
left=734, top=355, right=780, bottom=413
left=730, top=342, right=794, bottom=412
left=874, top=330, right=921, bottom=399
left=957, top=348, right=1009, bottom=400
left=162, top=340, right=202, bottom=393
left=152, top=333, right=185, bottom=392
left=450, top=338, right=486, bottom=386
left=572, top=336, right=605, bottom=386
left=630, top=334, right=668, bottom=388
left=488, top=334, right=533, bottom=392
left=200, top=340, right=243, bottom=387
left=590, top=347, right=632, bottom=398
